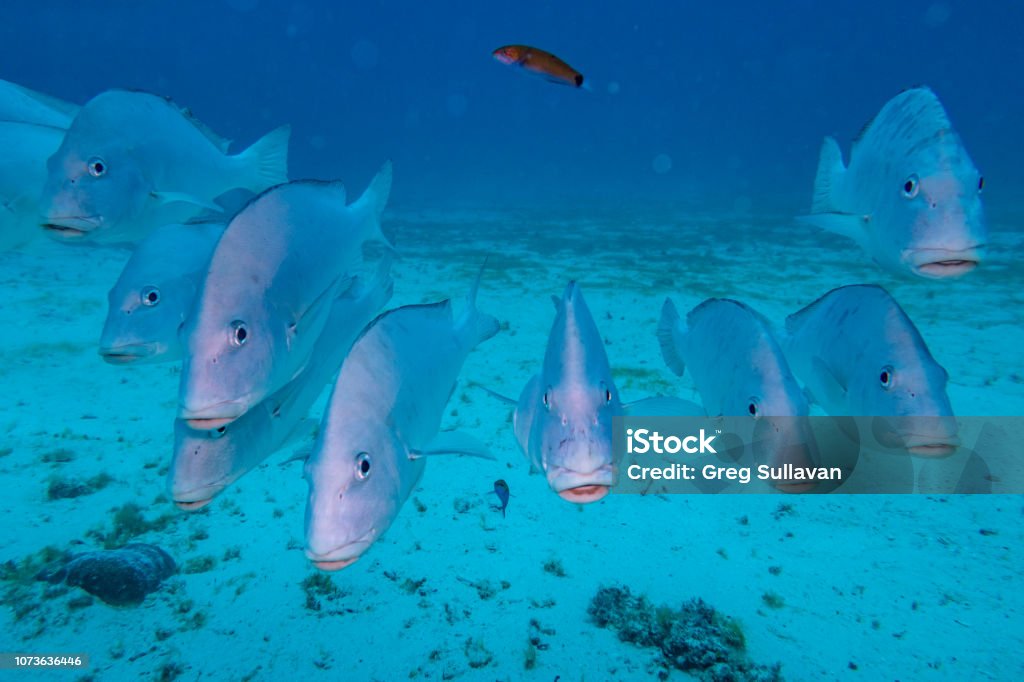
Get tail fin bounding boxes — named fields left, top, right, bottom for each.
left=458, top=258, right=500, bottom=348
left=239, top=124, right=290, bottom=192
left=354, top=161, right=395, bottom=252
left=810, top=136, right=845, bottom=214
left=657, top=297, right=687, bottom=376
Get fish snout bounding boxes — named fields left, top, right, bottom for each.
left=871, top=415, right=960, bottom=457
left=178, top=399, right=248, bottom=431
left=547, top=463, right=616, bottom=504
left=304, top=534, right=375, bottom=572
left=99, top=342, right=160, bottom=365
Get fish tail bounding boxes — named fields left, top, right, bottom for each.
left=239, top=124, right=291, bottom=192
left=810, top=136, right=845, bottom=213
left=458, top=258, right=500, bottom=348
left=354, top=160, right=396, bottom=252
left=657, top=297, right=687, bottom=377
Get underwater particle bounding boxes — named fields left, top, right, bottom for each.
left=225, top=0, right=259, bottom=11
left=652, top=154, right=673, bottom=174
left=36, top=543, right=176, bottom=606
left=446, top=94, right=468, bottom=118
left=351, top=39, right=380, bottom=70
left=607, top=81, right=621, bottom=95
left=924, top=2, right=952, bottom=27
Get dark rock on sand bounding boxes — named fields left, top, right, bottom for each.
left=36, top=543, right=176, bottom=606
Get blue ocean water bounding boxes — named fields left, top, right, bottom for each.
left=1, top=2, right=1021, bottom=681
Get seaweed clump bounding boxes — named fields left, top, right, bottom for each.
left=588, top=585, right=783, bottom=681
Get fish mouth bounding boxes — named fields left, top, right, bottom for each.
left=180, top=400, right=248, bottom=430
left=557, top=485, right=611, bottom=503
left=906, top=246, right=984, bottom=279
left=548, top=464, right=616, bottom=503
left=99, top=343, right=159, bottom=364
left=905, top=440, right=960, bottom=457
left=41, top=216, right=101, bottom=238
left=305, top=537, right=374, bottom=572
left=175, top=498, right=213, bottom=511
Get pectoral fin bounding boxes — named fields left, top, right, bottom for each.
left=409, top=431, right=495, bottom=460
left=151, top=191, right=224, bottom=212
left=796, top=212, right=870, bottom=244
left=810, top=356, right=848, bottom=409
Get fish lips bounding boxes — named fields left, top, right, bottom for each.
left=905, top=246, right=985, bottom=279
left=99, top=342, right=160, bottom=364
left=305, top=535, right=375, bottom=572
left=547, top=465, right=616, bottom=504
left=40, top=215, right=101, bottom=239
left=179, top=400, right=249, bottom=431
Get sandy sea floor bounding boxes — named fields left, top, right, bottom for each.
left=0, top=204, right=1021, bottom=681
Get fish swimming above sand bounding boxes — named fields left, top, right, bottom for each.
left=304, top=268, right=499, bottom=572
left=799, top=87, right=986, bottom=279
left=492, top=479, right=510, bottom=517
left=658, top=297, right=819, bottom=491
left=0, top=78, right=79, bottom=128
left=170, top=258, right=393, bottom=511
left=100, top=221, right=225, bottom=364
left=781, top=284, right=958, bottom=456
left=488, top=283, right=699, bottom=504
left=39, top=89, right=289, bottom=244
left=0, top=121, right=67, bottom=251
left=492, top=44, right=585, bottom=88
left=178, top=163, right=393, bottom=432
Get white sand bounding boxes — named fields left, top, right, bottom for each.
left=0, top=206, right=1021, bottom=681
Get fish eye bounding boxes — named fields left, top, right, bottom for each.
left=978, top=176, right=984, bottom=193
left=542, top=389, right=551, bottom=410
left=354, top=452, right=372, bottom=480
left=229, top=320, right=248, bottom=347
left=140, top=286, right=160, bottom=307
left=902, top=174, right=919, bottom=198
left=87, top=156, right=107, bottom=178
left=604, top=388, right=612, bottom=404
left=879, top=365, right=895, bottom=390
left=747, top=398, right=760, bottom=419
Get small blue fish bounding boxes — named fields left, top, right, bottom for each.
left=492, top=479, right=510, bottom=517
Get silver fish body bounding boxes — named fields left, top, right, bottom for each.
left=169, top=262, right=393, bottom=510
left=513, top=283, right=622, bottom=504
left=0, top=121, right=66, bottom=251
left=304, top=274, right=498, bottom=571
left=800, top=87, right=986, bottom=279
left=782, top=284, right=958, bottom=456
left=178, top=164, right=392, bottom=431
left=39, top=89, right=289, bottom=244
left=658, top=297, right=818, bottom=490
left=0, top=78, right=79, bottom=128
left=100, top=221, right=224, bottom=364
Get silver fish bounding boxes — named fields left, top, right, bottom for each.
left=178, top=163, right=393, bottom=431
left=0, top=121, right=66, bottom=251
left=40, top=89, right=289, bottom=244
left=781, top=284, right=958, bottom=456
left=170, top=259, right=393, bottom=510
left=658, top=297, right=817, bottom=491
left=100, top=221, right=224, bottom=364
left=512, top=283, right=622, bottom=503
left=0, top=78, right=79, bottom=128
left=304, top=270, right=499, bottom=571
left=799, top=87, right=985, bottom=279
